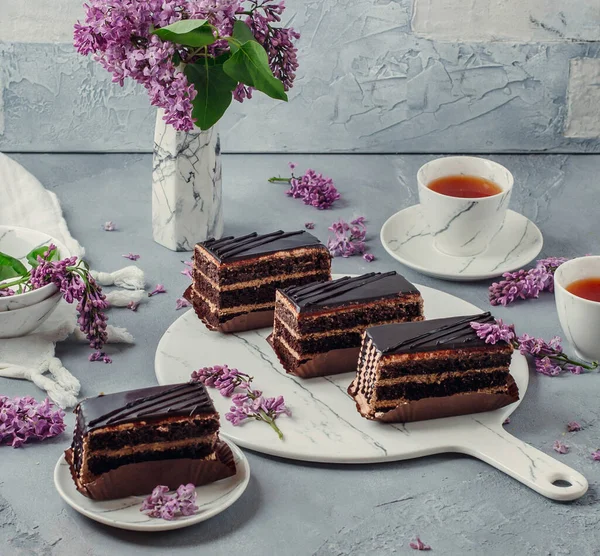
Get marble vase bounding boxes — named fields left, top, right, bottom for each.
left=152, top=111, right=224, bottom=251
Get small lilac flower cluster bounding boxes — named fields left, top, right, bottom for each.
left=29, top=246, right=109, bottom=360
left=567, top=421, right=582, bottom=432
left=122, top=253, right=140, bottom=261
left=181, top=260, right=194, bottom=280
left=470, top=319, right=598, bottom=377
left=0, top=396, right=66, bottom=448
left=592, top=450, right=600, bottom=461
left=0, top=288, right=14, bottom=297
left=553, top=440, right=569, bottom=454
left=489, top=256, right=569, bottom=306
left=270, top=164, right=340, bottom=210
left=327, top=217, right=371, bottom=259
left=140, top=484, right=198, bottom=520
left=409, top=537, right=431, bottom=551
left=191, top=365, right=290, bottom=439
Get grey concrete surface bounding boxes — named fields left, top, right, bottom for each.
left=1, top=153, right=600, bottom=555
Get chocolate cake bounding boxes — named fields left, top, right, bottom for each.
left=269, top=272, right=424, bottom=378
left=348, top=312, right=519, bottom=422
left=66, top=382, right=235, bottom=500
left=185, top=230, right=331, bottom=332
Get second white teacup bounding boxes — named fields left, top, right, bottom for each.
left=417, top=156, right=513, bottom=257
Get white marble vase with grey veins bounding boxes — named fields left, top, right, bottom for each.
left=152, top=110, right=224, bottom=251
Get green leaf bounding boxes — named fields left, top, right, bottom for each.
left=223, top=41, right=287, bottom=101
left=230, top=20, right=257, bottom=53
left=26, top=245, right=59, bottom=268
left=185, top=62, right=237, bottom=130
left=0, top=251, right=28, bottom=281
left=152, top=19, right=216, bottom=48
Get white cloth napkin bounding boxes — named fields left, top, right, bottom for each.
left=0, top=153, right=137, bottom=408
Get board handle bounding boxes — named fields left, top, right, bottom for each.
left=455, top=419, right=588, bottom=501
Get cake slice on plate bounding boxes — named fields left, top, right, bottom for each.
left=269, top=271, right=424, bottom=377
left=348, top=312, right=519, bottom=422
left=66, top=382, right=235, bottom=500
left=185, top=230, right=331, bottom=332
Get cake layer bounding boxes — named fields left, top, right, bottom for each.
left=87, top=416, right=220, bottom=452
left=270, top=335, right=309, bottom=372
left=281, top=272, right=421, bottom=313
left=276, top=293, right=423, bottom=335
left=194, top=270, right=331, bottom=309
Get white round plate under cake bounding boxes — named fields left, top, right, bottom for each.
left=380, top=207, right=543, bottom=281
left=155, top=278, right=587, bottom=501
left=54, top=439, right=250, bottom=532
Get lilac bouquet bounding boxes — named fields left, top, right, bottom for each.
left=0, top=244, right=109, bottom=360
left=191, top=364, right=290, bottom=439
left=74, top=0, right=299, bottom=130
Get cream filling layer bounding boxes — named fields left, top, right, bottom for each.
left=375, top=366, right=509, bottom=385
left=88, top=435, right=218, bottom=459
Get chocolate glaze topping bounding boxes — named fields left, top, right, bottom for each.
left=200, top=230, right=325, bottom=262
left=367, top=312, right=500, bottom=354
left=282, top=272, right=419, bottom=312
left=76, top=383, right=216, bottom=434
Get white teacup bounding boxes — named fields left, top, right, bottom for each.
left=554, top=256, right=600, bottom=362
left=417, top=156, right=513, bottom=257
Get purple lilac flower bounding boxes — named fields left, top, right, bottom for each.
left=553, top=440, right=569, bottom=454
left=0, top=396, right=66, bottom=448
left=567, top=421, right=582, bottom=432
left=503, top=417, right=511, bottom=425
left=409, top=538, right=431, bottom=551
left=191, top=364, right=250, bottom=396
left=286, top=169, right=340, bottom=210
left=122, top=253, right=140, bottom=261
left=30, top=245, right=109, bottom=353
left=0, top=288, right=14, bottom=297
left=363, top=253, right=375, bottom=263
left=103, top=221, right=116, bottom=231
left=127, top=301, right=139, bottom=311
left=141, top=483, right=198, bottom=520
left=148, top=284, right=166, bottom=297
left=176, top=297, right=191, bottom=310
left=304, top=222, right=315, bottom=230
left=327, top=217, right=367, bottom=258
left=89, top=351, right=112, bottom=364
left=470, top=319, right=515, bottom=344
left=536, top=257, right=569, bottom=293
left=181, top=261, right=193, bottom=279
left=592, top=450, right=600, bottom=461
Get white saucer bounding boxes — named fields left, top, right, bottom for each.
left=54, top=439, right=250, bottom=532
left=380, top=206, right=543, bottom=281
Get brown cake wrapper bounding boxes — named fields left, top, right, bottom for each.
left=65, top=441, right=236, bottom=501
left=349, top=376, right=520, bottom=423
left=183, top=285, right=274, bottom=333
left=267, top=334, right=360, bottom=378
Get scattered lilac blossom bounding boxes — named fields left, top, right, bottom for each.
left=567, top=421, right=582, bottom=432
left=327, top=217, right=367, bottom=258
left=503, top=417, right=511, bottom=425
left=181, top=260, right=193, bottom=280
left=0, top=396, right=65, bottom=448
left=103, top=221, right=116, bottom=231
left=0, top=288, right=14, bottom=297
left=176, top=297, right=191, bottom=310
left=288, top=162, right=296, bottom=171
left=89, top=351, right=112, bottom=364
left=148, top=284, right=166, bottom=297
left=553, top=440, right=569, bottom=454
left=141, top=483, right=198, bottom=520
left=304, top=222, right=315, bottom=230
left=127, top=301, right=139, bottom=311
left=122, top=253, right=140, bottom=261
left=488, top=256, right=569, bottom=306
left=592, top=450, right=600, bottom=461
left=270, top=166, right=340, bottom=210
left=363, top=253, right=375, bottom=263
left=191, top=365, right=290, bottom=439
left=471, top=319, right=515, bottom=344
left=409, top=538, right=431, bottom=551
left=30, top=245, right=109, bottom=354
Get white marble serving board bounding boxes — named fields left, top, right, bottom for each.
left=155, top=281, right=588, bottom=501
left=54, top=439, right=250, bottom=532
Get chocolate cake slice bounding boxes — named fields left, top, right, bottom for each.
left=185, top=230, right=331, bottom=332
left=269, top=272, right=424, bottom=378
left=66, top=382, right=235, bottom=500
left=348, top=312, right=519, bottom=422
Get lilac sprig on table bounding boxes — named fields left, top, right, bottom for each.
left=140, top=484, right=198, bottom=520
left=269, top=164, right=341, bottom=210
left=489, top=256, right=569, bottom=306
left=470, top=319, right=598, bottom=376
left=327, top=217, right=375, bottom=261
left=0, top=396, right=65, bottom=448
left=191, top=364, right=290, bottom=440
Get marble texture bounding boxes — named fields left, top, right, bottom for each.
left=2, top=153, right=600, bottom=555
left=152, top=113, right=224, bottom=251
left=381, top=208, right=543, bottom=280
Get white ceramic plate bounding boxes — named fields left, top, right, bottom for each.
left=155, top=279, right=588, bottom=500
left=54, top=439, right=250, bottom=532
left=380, top=206, right=543, bottom=281
left=0, top=225, right=70, bottom=311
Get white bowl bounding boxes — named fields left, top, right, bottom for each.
left=0, top=292, right=62, bottom=338
left=0, top=225, right=71, bottom=312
